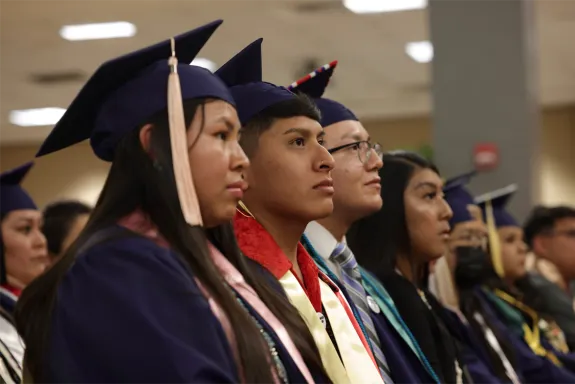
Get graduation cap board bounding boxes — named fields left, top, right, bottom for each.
left=0, top=162, right=36, bottom=216
left=287, top=61, right=357, bottom=128
left=442, top=170, right=478, bottom=228
left=475, top=184, right=519, bottom=228
left=215, top=38, right=296, bottom=126
left=474, top=183, right=519, bottom=278
left=36, top=20, right=235, bottom=227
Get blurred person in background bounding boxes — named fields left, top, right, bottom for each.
left=15, top=22, right=328, bottom=383
left=431, top=171, right=523, bottom=384
left=291, top=62, right=439, bottom=383
left=0, top=162, right=48, bottom=383
left=524, top=206, right=575, bottom=294
left=42, top=200, right=92, bottom=265
left=347, top=152, right=474, bottom=383
left=224, top=40, right=380, bottom=383
left=521, top=205, right=575, bottom=350
left=472, top=186, right=575, bottom=381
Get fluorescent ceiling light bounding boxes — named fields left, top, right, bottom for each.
left=60, top=21, right=136, bottom=41
left=191, top=58, right=216, bottom=72
left=9, top=108, right=66, bottom=127
left=405, top=41, right=434, bottom=63
left=344, top=0, right=427, bottom=14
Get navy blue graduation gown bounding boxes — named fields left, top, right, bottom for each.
left=476, top=288, right=575, bottom=383
left=370, top=311, right=435, bottom=383
left=300, top=237, right=436, bottom=383
left=441, top=307, right=509, bottom=383
left=47, top=226, right=315, bottom=383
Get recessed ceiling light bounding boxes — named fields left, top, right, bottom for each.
left=405, top=41, right=434, bottom=63
left=60, top=22, right=136, bottom=41
left=191, top=58, right=216, bottom=72
left=343, top=0, right=427, bottom=14
left=9, top=108, right=66, bottom=127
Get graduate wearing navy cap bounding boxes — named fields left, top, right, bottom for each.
left=222, top=40, right=383, bottom=383
left=432, top=171, right=525, bottom=384
left=474, top=186, right=575, bottom=382
left=14, top=22, right=326, bottom=384
left=290, top=62, right=440, bottom=384
left=0, top=162, right=46, bottom=383
left=475, top=185, right=526, bottom=283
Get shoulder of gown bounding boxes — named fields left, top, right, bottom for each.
left=475, top=287, right=575, bottom=383
left=47, top=231, right=239, bottom=383
left=370, top=310, right=437, bottom=383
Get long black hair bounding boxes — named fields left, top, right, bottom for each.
left=348, top=151, right=439, bottom=285
left=42, top=201, right=92, bottom=257
left=15, top=98, right=327, bottom=382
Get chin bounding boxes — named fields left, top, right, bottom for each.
left=204, top=206, right=237, bottom=228
left=428, top=246, right=447, bottom=261
left=359, top=199, right=383, bottom=216
left=306, top=200, right=334, bottom=221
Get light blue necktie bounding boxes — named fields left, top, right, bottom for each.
left=330, top=243, right=393, bottom=383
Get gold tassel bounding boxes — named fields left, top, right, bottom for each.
left=485, top=199, right=505, bottom=278
left=167, top=38, right=203, bottom=226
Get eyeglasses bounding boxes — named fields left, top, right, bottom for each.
left=327, top=140, right=383, bottom=165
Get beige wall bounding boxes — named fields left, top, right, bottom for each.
left=0, top=143, right=110, bottom=208
left=1, top=106, right=574, bottom=209
left=363, top=106, right=575, bottom=206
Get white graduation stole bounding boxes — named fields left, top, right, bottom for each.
left=280, top=271, right=384, bottom=384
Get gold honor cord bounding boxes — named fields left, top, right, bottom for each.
left=493, top=289, right=562, bottom=366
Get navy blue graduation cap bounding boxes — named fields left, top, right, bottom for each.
left=443, top=170, right=478, bottom=228
left=215, top=38, right=296, bottom=126
left=474, top=184, right=518, bottom=277
left=0, top=162, right=37, bottom=216
left=36, top=20, right=233, bottom=162
left=475, top=184, right=519, bottom=228
left=287, top=61, right=357, bottom=128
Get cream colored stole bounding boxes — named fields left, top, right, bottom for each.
left=280, top=271, right=384, bottom=384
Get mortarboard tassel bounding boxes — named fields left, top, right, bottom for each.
left=485, top=200, right=505, bottom=277
left=167, top=38, right=203, bottom=226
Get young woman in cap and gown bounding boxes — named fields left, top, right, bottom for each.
left=215, top=39, right=383, bottom=384
left=348, top=151, right=478, bottom=384
left=470, top=185, right=575, bottom=381
left=289, top=62, right=441, bottom=384
left=429, top=171, right=524, bottom=384
left=0, top=162, right=48, bottom=383
left=14, top=21, right=329, bottom=383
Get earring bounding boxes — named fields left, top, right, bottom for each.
left=153, top=158, right=163, bottom=171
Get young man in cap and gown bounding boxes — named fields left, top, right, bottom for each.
left=288, top=61, right=441, bottom=384
left=218, top=39, right=384, bottom=384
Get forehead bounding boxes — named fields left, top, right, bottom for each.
left=408, top=168, right=443, bottom=188
left=202, top=100, right=239, bottom=123
left=266, top=116, right=323, bottom=136
left=3, top=209, right=42, bottom=224
left=324, top=120, right=368, bottom=142
left=498, top=225, right=523, bottom=235
left=555, top=217, right=575, bottom=230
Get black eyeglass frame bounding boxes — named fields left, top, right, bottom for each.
left=327, top=140, right=383, bottom=164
